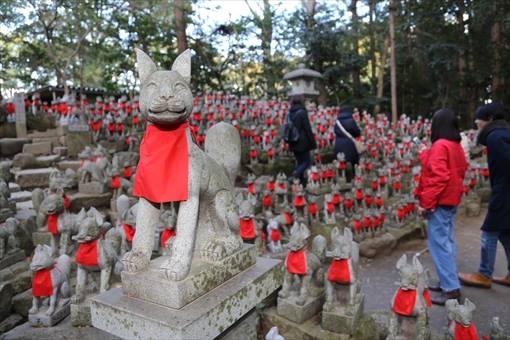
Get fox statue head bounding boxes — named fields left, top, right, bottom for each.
left=135, top=48, right=193, bottom=126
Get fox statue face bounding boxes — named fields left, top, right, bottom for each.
left=395, top=254, right=423, bottom=290
left=30, top=245, right=53, bottom=271
left=136, top=48, right=193, bottom=126
left=446, top=299, right=476, bottom=328
left=326, top=227, right=353, bottom=260
left=287, top=222, right=310, bottom=251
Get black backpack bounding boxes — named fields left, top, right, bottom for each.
left=283, top=112, right=300, bottom=143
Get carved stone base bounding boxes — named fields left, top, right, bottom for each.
left=321, top=294, right=364, bottom=334
left=28, top=302, right=70, bottom=327
left=78, top=181, right=107, bottom=194
left=0, top=249, right=25, bottom=271
left=70, top=294, right=96, bottom=327
left=277, top=293, right=325, bottom=324
left=121, top=244, right=256, bottom=309
left=91, top=257, right=282, bottom=340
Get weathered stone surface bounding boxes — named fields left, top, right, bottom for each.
left=321, top=296, right=364, bottom=334
left=10, top=191, right=33, bottom=203
left=32, top=231, right=51, bottom=247
left=218, top=308, right=258, bottom=340
left=71, top=295, right=95, bottom=327
left=57, top=160, right=81, bottom=172
left=0, top=282, right=14, bottom=322
left=22, top=142, right=52, bottom=156
left=14, top=167, right=57, bottom=189
left=27, top=129, right=58, bottom=139
left=66, top=131, right=92, bottom=158
left=12, top=289, right=32, bottom=317
left=11, top=271, right=31, bottom=294
left=0, top=138, right=31, bottom=157
left=28, top=303, right=70, bottom=327
left=359, top=233, right=397, bottom=258
left=78, top=181, right=106, bottom=194
left=0, top=249, right=25, bottom=271
left=53, top=146, right=68, bottom=157
left=91, top=257, right=282, bottom=340
left=69, top=192, right=112, bottom=212
left=8, top=182, right=20, bottom=193
left=277, top=294, right=325, bottom=324
left=122, top=244, right=257, bottom=309
left=0, top=313, right=24, bottom=334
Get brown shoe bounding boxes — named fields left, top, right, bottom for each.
left=492, top=275, right=510, bottom=287
left=458, top=272, right=491, bottom=288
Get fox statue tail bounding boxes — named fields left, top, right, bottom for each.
left=204, top=122, right=241, bottom=186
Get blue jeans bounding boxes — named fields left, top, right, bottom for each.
left=478, top=230, right=510, bottom=277
left=427, top=206, right=460, bottom=291
left=292, top=151, right=311, bottom=185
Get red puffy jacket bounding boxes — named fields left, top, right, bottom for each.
left=417, top=139, right=468, bottom=210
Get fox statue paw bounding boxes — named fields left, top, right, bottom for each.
left=122, top=250, right=149, bottom=273
left=160, top=256, right=190, bottom=281
left=201, top=235, right=242, bottom=263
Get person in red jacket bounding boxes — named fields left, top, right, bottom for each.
left=416, top=108, right=468, bottom=305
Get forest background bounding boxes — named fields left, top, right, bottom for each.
left=0, top=0, right=509, bottom=126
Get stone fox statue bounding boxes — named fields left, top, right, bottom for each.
left=122, top=49, right=242, bottom=281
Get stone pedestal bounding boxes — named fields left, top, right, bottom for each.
left=321, top=295, right=364, bottom=334
left=14, top=167, right=57, bottom=189
left=78, top=181, right=107, bottom=195
left=0, top=249, right=25, bottom=271
left=32, top=231, right=52, bottom=247
left=122, top=244, right=256, bottom=309
left=91, top=257, right=282, bottom=340
left=69, top=192, right=112, bottom=212
left=22, top=142, right=52, bottom=156
left=277, top=294, right=325, bottom=324
left=28, top=303, right=70, bottom=327
left=71, top=294, right=96, bottom=327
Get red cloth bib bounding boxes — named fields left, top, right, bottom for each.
left=392, top=288, right=417, bottom=316
left=294, top=196, right=305, bottom=207
left=423, top=289, right=432, bottom=308
left=63, top=194, right=71, bottom=210
left=47, top=214, right=59, bottom=235
left=32, top=267, right=53, bottom=297
left=454, top=321, right=478, bottom=340
left=123, top=224, right=135, bottom=242
left=160, top=229, right=176, bottom=248
left=286, top=249, right=307, bottom=275
left=327, top=259, right=351, bottom=283
left=239, top=219, right=256, bottom=239
left=262, top=195, right=273, bottom=207
left=75, top=239, right=99, bottom=266
left=111, top=176, right=121, bottom=189
left=247, top=183, right=255, bottom=194
left=283, top=212, right=293, bottom=225
left=270, top=229, right=281, bottom=241
left=133, top=123, right=189, bottom=203
left=123, top=166, right=132, bottom=179
left=308, top=203, right=318, bottom=216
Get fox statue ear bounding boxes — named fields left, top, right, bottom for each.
left=396, top=254, right=407, bottom=270
left=135, top=48, right=157, bottom=85
left=171, top=49, right=192, bottom=85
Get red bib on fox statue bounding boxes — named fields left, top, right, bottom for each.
left=133, top=122, right=189, bottom=203
left=286, top=249, right=307, bottom=275
left=392, top=288, right=417, bottom=316
left=75, top=239, right=99, bottom=266
left=327, top=258, right=351, bottom=284
left=454, top=322, right=478, bottom=340
left=32, top=267, right=53, bottom=297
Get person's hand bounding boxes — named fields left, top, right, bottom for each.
left=418, top=206, right=433, bottom=217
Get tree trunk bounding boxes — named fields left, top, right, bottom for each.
left=374, top=38, right=389, bottom=114
left=369, top=0, right=377, bottom=97
left=174, top=0, right=188, bottom=53
left=389, top=0, right=398, bottom=122
left=261, top=0, right=274, bottom=95
left=349, top=0, right=361, bottom=99
left=491, top=0, right=503, bottom=101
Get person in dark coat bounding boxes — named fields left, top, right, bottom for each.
left=459, top=103, right=510, bottom=288
left=334, top=105, right=361, bottom=166
left=287, top=95, right=317, bottom=185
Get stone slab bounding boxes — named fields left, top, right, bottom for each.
left=277, top=294, right=325, bottom=324
left=12, top=289, right=33, bottom=317
left=8, top=182, right=20, bottom=193
left=0, top=249, right=25, bottom=271
left=66, top=131, right=92, bottom=158
left=22, top=142, right=52, bottom=156
left=71, top=295, right=95, bottom=327
left=0, top=313, right=24, bottom=334
left=32, top=137, right=60, bottom=148
left=32, top=231, right=51, bottom=247
left=218, top=308, right=258, bottom=340
left=27, top=129, right=58, bottom=138
left=57, top=160, right=81, bottom=172
left=78, top=181, right=107, bottom=194
left=14, top=167, right=57, bottom=189
left=28, top=303, right=70, bottom=327
left=0, top=138, right=32, bottom=157
left=53, top=146, right=68, bottom=157
left=122, top=244, right=257, bottom=309
left=321, top=295, right=364, bottom=334
left=91, top=257, right=283, bottom=340
left=69, top=192, right=112, bottom=212
left=0, top=209, right=15, bottom=224
left=10, top=191, right=33, bottom=203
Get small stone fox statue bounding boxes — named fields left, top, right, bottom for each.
left=387, top=254, right=430, bottom=340
left=323, top=227, right=361, bottom=313
left=29, top=245, right=71, bottom=316
left=122, top=49, right=242, bottom=281
left=445, top=299, right=479, bottom=340
left=278, top=221, right=326, bottom=306
left=71, top=208, right=122, bottom=304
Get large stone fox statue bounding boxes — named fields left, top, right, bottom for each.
left=122, top=48, right=242, bottom=281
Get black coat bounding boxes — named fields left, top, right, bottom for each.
left=334, top=111, right=361, bottom=164
left=478, top=120, right=510, bottom=232
left=287, top=104, right=317, bottom=153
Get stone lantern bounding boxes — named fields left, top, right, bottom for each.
left=283, top=64, right=322, bottom=98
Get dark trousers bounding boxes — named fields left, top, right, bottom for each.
left=292, top=151, right=311, bottom=186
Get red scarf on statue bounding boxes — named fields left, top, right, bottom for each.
left=32, top=267, right=53, bottom=297
left=160, top=229, right=176, bottom=248
left=239, top=218, right=256, bottom=239
left=327, top=259, right=351, bottom=284
left=454, top=321, right=478, bottom=340
left=75, top=239, right=99, bottom=266
left=133, top=123, right=189, bottom=203
left=286, top=249, right=307, bottom=275
left=270, top=229, right=281, bottom=241
left=47, top=214, right=59, bottom=235
left=123, top=224, right=135, bottom=242
left=392, top=288, right=416, bottom=316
